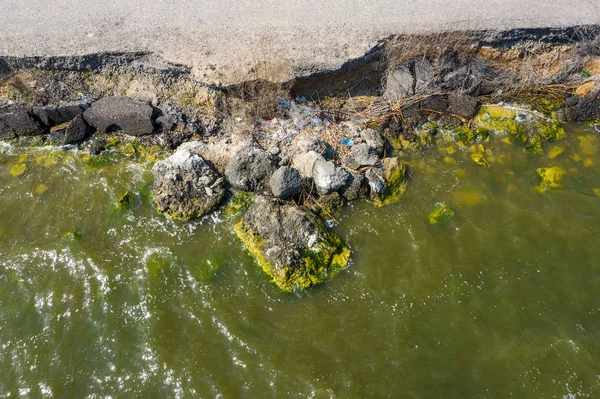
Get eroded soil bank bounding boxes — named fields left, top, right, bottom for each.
left=1, top=26, right=600, bottom=291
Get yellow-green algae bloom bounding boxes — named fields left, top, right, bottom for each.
left=536, top=166, right=566, bottom=192
left=10, top=163, right=27, bottom=176
left=473, top=105, right=565, bottom=154
left=428, top=203, right=455, bottom=224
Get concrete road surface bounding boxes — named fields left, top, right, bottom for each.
left=0, top=0, right=599, bottom=83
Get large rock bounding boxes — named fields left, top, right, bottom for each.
left=413, top=58, right=436, bottom=94
left=270, top=166, right=302, bottom=199
left=0, top=107, right=48, bottom=138
left=152, top=148, right=225, bottom=220
left=64, top=115, right=95, bottom=145
left=366, top=157, right=408, bottom=207
left=340, top=172, right=369, bottom=201
left=234, top=197, right=350, bottom=292
left=293, top=151, right=350, bottom=195
left=343, top=143, right=380, bottom=169
left=557, top=87, right=600, bottom=121
left=385, top=65, right=414, bottom=100
left=225, top=146, right=279, bottom=194
left=83, top=96, right=155, bottom=136
left=288, top=135, right=331, bottom=159
left=448, top=93, right=480, bottom=119
left=32, top=102, right=91, bottom=127
left=360, top=128, right=385, bottom=155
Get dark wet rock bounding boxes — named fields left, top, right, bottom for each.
left=152, top=148, right=225, bottom=220
left=448, top=93, right=481, bottom=119
left=0, top=107, right=48, bottom=138
left=83, top=96, right=154, bottom=136
left=233, top=196, right=350, bottom=292
left=385, top=65, right=414, bottom=100
left=225, top=146, right=279, bottom=195
left=32, top=102, right=91, bottom=127
left=340, top=172, right=369, bottom=201
left=64, top=115, right=95, bottom=145
left=442, top=60, right=487, bottom=95
left=343, top=143, right=380, bottom=169
left=90, top=138, right=106, bottom=155
left=420, top=95, right=449, bottom=115
left=293, top=151, right=350, bottom=195
left=438, top=52, right=460, bottom=76
left=557, top=88, right=600, bottom=121
left=156, top=115, right=175, bottom=132
left=308, top=192, right=346, bottom=218
left=270, top=166, right=302, bottom=199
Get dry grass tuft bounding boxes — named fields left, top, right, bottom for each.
left=229, top=35, right=294, bottom=121
left=385, top=31, right=480, bottom=70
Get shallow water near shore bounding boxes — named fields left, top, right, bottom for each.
left=1, top=123, right=600, bottom=398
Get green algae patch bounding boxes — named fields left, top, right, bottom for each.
left=547, top=145, right=565, bottom=159
left=469, top=144, right=491, bottom=168
left=453, top=125, right=489, bottom=144
left=452, top=190, right=482, bottom=207
left=33, top=184, right=49, bottom=196
left=428, top=203, right=455, bottom=224
left=578, top=135, right=599, bottom=157
left=10, top=163, right=27, bottom=176
left=224, top=192, right=254, bottom=216
left=115, top=191, right=134, bottom=211
left=373, top=157, right=408, bottom=207
left=474, top=105, right=565, bottom=155
left=536, top=167, right=566, bottom=192
left=234, top=220, right=350, bottom=293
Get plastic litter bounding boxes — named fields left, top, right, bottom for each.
left=341, top=139, right=355, bottom=146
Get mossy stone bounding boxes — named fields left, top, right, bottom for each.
left=233, top=204, right=351, bottom=293
left=428, top=203, right=455, bottom=224
left=373, top=157, right=408, bottom=207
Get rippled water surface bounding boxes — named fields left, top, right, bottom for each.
left=1, top=123, right=600, bottom=398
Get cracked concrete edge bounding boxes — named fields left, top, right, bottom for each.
left=1, top=25, right=599, bottom=87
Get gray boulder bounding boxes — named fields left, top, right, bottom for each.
left=270, top=166, right=302, bottom=199
left=341, top=172, right=370, bottom=201
left=152, top=148, right=225, bottom=220
left=448, top=93, right=480, bottom=119
left=0, top=107, right=48, bottom=138
left=557, top=87, right=600, bottom=121
left=343, top=143, right=380, bottom=169
left=83, top=96, right=154, bottom=136
left=385, top=65, right=414, bottom=100
left=64, top=115, right=95, bottom=145
left=225, top=146, right=279, bottom=194
left=234, top=197, right=350, bottom=292
left=413, top=58, right=435, bottom=94
left=288, top=135, right=331, bottom=159
left=32, top=102, right=91, bottom=127
left=293, top=151, right=350, bottom=195
left=360, top=128, right=385, bottom=155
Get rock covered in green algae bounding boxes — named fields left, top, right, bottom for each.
left=367, top=157, right=408, bottom=207
left=152, top=145, right=225, bottom=220
left=473, top=105, right=565, bottom=153
left=234, top=197, right=350, bottom=293
left=428, top=203, right=455, bottom=224
left=536, top=166, right=566, bottom=192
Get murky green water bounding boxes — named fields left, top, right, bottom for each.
left=1, top=123, right=600, bottom=398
